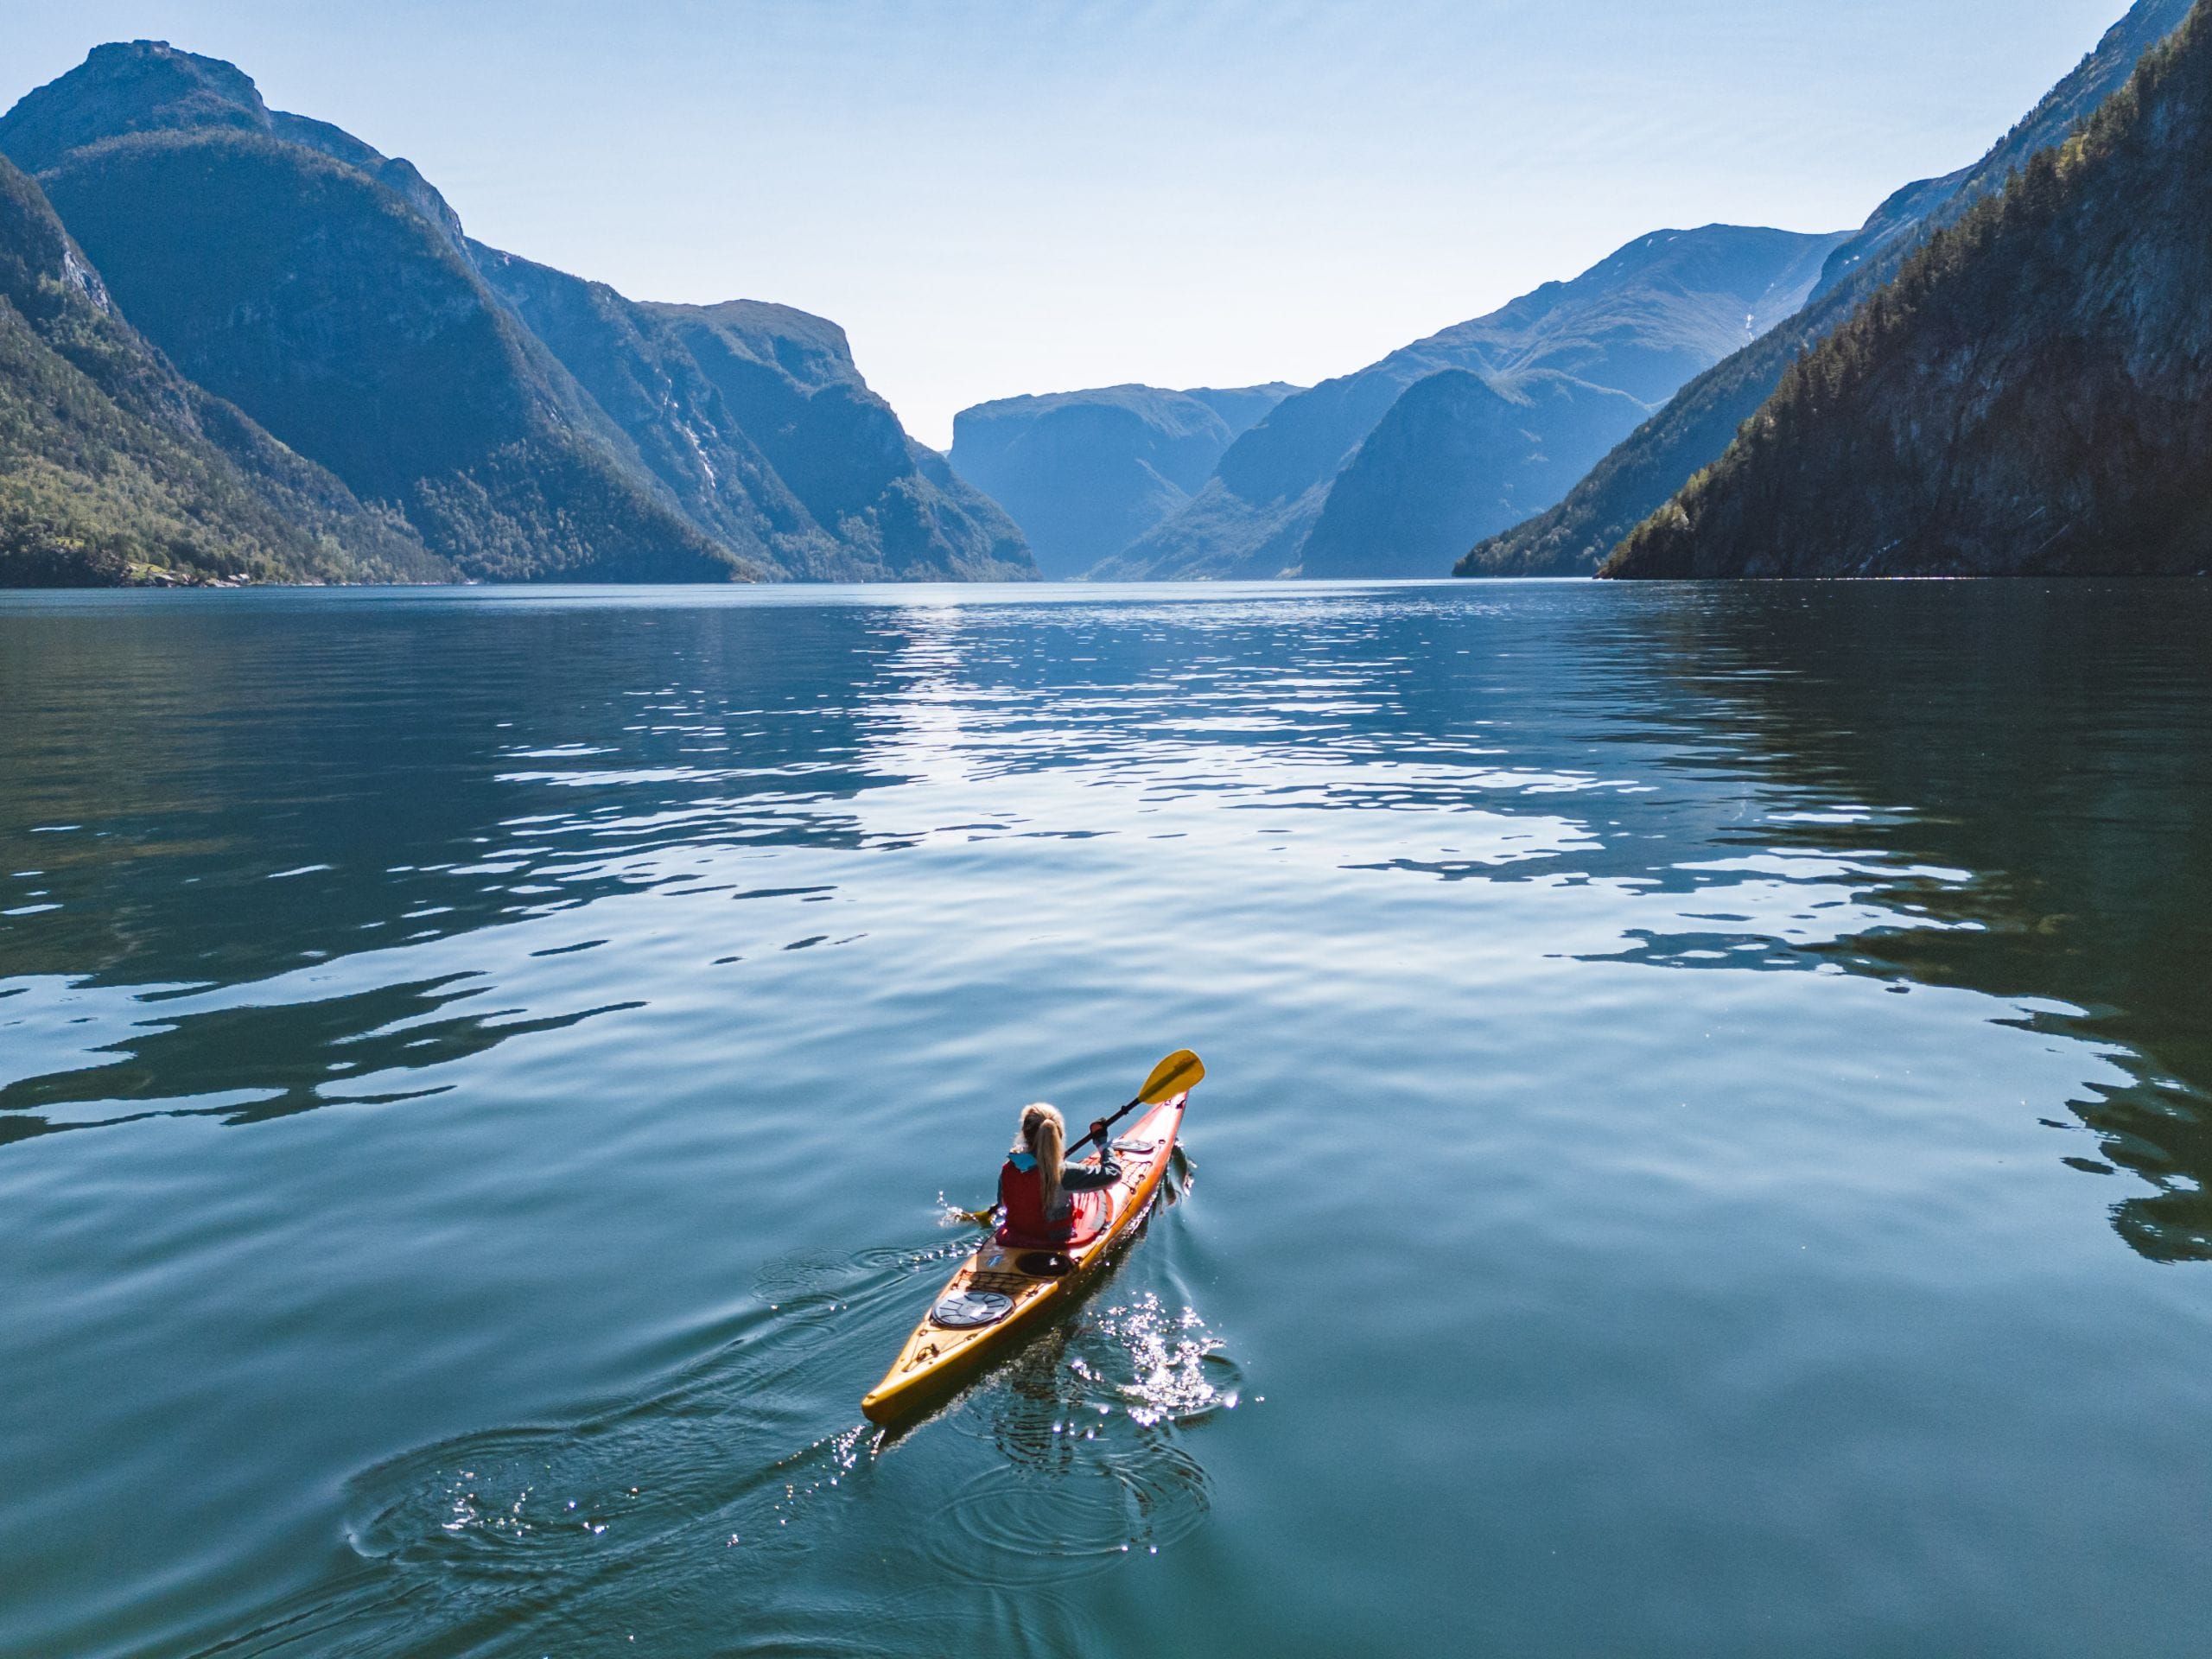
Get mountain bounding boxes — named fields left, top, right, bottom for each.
left=1298, top=371, right=1645, bottom=578
left=29, top=124, right=747, bottom=583
left=0, top=151, right=442, bottom=586
left=1096, top=225, right=1848, bottom=580
left=467, top=245, right=844, bottom=579
left=1604, top=3, right=2212, bottom=580
left=0, top=41, right=1033, bottom=583
left=474, top=252, right=1030, bottom=580
left=639, top=299, right=1031, bottom=581
left=3, top=47, right=755, bottom=583
left=947, top=381, right=1300, bottom=578
left=1462, top=0, right=2196, bottom=577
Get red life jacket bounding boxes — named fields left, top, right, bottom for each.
left=996, top=1155, right=1109, bottom=1247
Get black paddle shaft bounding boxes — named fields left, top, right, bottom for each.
left=1066, top=1094, right=1141, bottom=1155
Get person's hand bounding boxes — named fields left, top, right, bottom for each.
left=1090, top=1119, right=1110, bottom=1147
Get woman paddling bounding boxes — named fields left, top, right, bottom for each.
left=997, top=1103, right=1120, bottom=1247
left=864, top=1054, right=1202, bottom=1422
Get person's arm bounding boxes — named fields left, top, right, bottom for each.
left=1059, top=1119, right=1122, bottom=1191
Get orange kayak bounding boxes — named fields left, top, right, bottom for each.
left=861, top=1090, right=1191, bottom=1426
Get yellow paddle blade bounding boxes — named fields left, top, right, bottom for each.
left=1137, top=1048, right=1205, bottom=1103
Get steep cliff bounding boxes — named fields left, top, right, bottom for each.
left=645, top=301, right=1033, bottom=581
left=476, top=255, right=1032, bottom=582
left=1605, top=3, right=2212, bottom=580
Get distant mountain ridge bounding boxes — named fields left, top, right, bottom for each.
left=0, top=41, right=1033, bottom=583
left=1298, top=370, right=1644, bottom=578
left=1461, top=0, right=2197, bottom=577
left=947, top=381, right=1300, bottom=578
left=1095, top=224, right=1848, bottom=580
left=1605, top=0, right=2212, bottom=579
left=0, top=151, right=443, bottom=586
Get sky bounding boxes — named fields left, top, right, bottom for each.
left=1, top=1, right=2139, bottom=448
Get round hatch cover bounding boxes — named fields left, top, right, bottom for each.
left=931, top=1289, right=1014, bottom=1328
left=1112, top=1136, right=1157, bottom=1154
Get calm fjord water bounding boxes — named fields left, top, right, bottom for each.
left=1, top=580, right=2208, bottom=1657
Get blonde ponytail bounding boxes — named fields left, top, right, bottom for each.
left=1018, top=1103, right=1068, bottom=1220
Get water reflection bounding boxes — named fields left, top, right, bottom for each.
left=3, top=584, right=2207, bottom=1244
left=0, top=597, right=898, bottom=991
left=0, top=964, right=653, bottom=1140
left=3, top=582, right=2210, bottom=1657
left=1596, top=582, right=2212, bottom=1260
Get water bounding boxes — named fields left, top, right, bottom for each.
left=1, top=579, right=2207, bottom=1657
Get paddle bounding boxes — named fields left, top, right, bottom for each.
left=951, top=1049, right=1205, bottom=1226
left=1069, top=1048, right=1205, bottom=1154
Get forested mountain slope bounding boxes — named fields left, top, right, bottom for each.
left=1461, top=0, right=2196, bottom=577
left=0, top=152, right=442, bottom=586
left=1604, top=2, right=2212, bottom=579
left=5, top=48, right=746, bottom=583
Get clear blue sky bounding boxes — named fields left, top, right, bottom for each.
left=1, top=1, right=2137, bottom=446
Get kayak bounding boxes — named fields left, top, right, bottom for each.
left=861, top=1088, right=1191, bottom=1426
